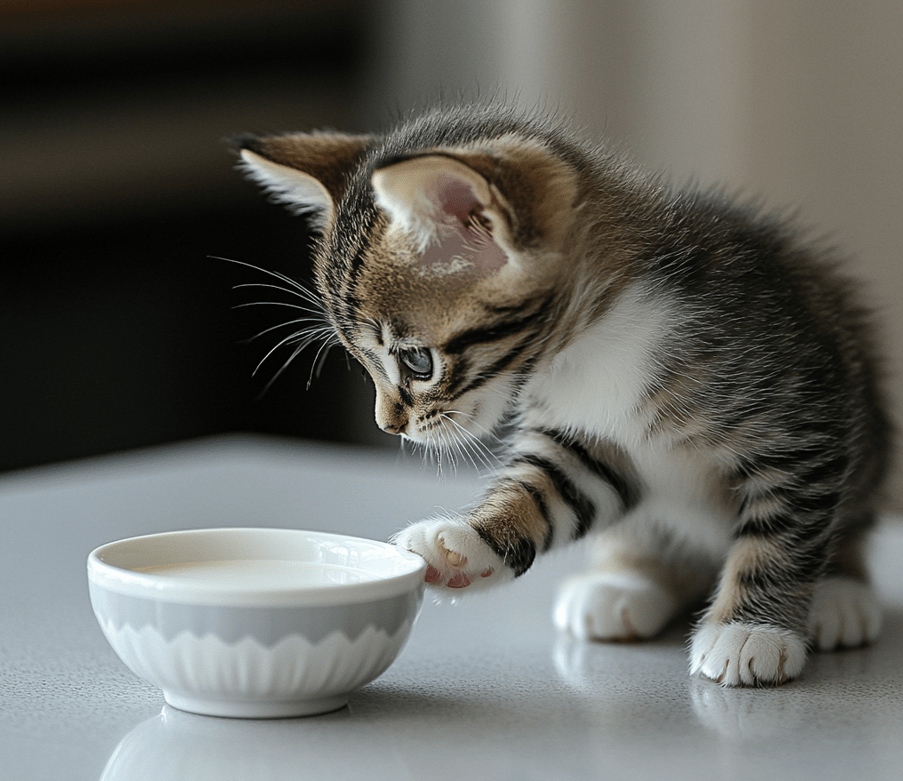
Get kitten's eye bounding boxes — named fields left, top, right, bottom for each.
left=399, top=347, right=433, bottom=380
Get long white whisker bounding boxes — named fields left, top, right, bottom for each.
left=232, top=282, right=327, bottom=310
left=211, top=255, right=314, bottom=298
left=235, top=301, right=325, bottom=314
left=217, top=255, right=346, bottom=397
left=306, top=338, right=335, bottom=390
left=253, top=327, right=333, bottom=377
left=442, top=426, right=460, bottom=477
left=283, top=326, right=337, bottom=346
left=445, top=408, right=509, bottom=457
left=457, top=426, right=494, bottom=472
left=232, top=282, right=326, bottom=317
left=258, top=332, right=338, bottom=397
left=446, top=423, right=479, bottom=473
left=441, top=413, right=500, bottom=472
left=245, top=318, right=331, bottom=343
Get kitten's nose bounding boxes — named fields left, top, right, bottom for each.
left=381, top=421, right=407, bottom=435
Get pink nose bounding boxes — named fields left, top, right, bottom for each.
left=381, top=421, right=407, bottom=435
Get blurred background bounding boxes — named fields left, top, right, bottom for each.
left=2, top=0, right=902, bottom=501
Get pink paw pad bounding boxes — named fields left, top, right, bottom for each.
left=447, top=572, right=472, bottom=589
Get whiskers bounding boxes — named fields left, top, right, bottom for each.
left=401, top=409, right=505, bottom=478
left=212, top=256, right=339, bottom=394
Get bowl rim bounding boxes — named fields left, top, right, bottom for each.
left=87, top=527, right=427, bottom=607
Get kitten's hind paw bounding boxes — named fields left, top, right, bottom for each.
left=392, top=518, right=509, bottom=592
left=690, top=622, right=806, bottom=687
left=808, top=577, right=882, bottom=651
left=554, top=571, right=678, bottom=641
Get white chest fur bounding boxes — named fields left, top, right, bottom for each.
left=527, top=284, right=669, bottom=446
left=526, top=284, right=735, bottom=557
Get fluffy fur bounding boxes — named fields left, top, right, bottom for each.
left=234, top=103, right=891, bottom=686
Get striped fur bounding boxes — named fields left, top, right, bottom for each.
left=236, top=103, right=891, bottom=686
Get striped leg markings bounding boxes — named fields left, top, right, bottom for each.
left=393, top=426, right=638, bottom=589
left=471, top=427, right=639, bottom=567
left=691, top=443, right=853, bottom=685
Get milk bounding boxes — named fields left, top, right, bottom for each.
left=137, top=560, right=378, bottom=590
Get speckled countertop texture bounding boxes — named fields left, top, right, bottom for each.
left=3, top=435, right=902, bottom=781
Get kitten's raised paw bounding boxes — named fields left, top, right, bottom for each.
left=690, top=622, right=806, bottom=686
left=808, top=577, right=882, bottom=651
left=554, top=571, right=678, bottom=641
left=392, top=518, right=508, bottom=591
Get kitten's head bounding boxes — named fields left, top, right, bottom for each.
left=236, top=107, right=588, bottom=447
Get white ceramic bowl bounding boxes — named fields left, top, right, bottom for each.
left=87, top=528, right=426, bottom=718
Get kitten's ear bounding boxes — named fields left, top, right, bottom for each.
left=371, top=155, right=516, bottom=256
left=371, top=144, right=578, bottom=259
left=234, top=132, right=373, bottom=232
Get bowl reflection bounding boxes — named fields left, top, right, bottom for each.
left=100, top=705, right=387, bottom=781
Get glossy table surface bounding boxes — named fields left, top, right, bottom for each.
left=3, top=435, right=903, bottom=781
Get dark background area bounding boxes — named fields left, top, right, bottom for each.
left=1, top=0, right=388, bottom=472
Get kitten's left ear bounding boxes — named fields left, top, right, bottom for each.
left=234, top=132, right=373, bottom=232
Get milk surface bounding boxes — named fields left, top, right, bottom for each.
left=137, top=560, right=378, bottom=590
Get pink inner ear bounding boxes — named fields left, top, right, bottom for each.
left=416, top=172, right=508, bottom=277
left=434, top=174, right=482, bottom=227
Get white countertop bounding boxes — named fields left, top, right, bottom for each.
left=3, top=434, right=903, bottom=781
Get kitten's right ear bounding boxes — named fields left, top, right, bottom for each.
left=233, top=132, right=373, bottom=232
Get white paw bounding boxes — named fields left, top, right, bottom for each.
left=554, top=571, right=678, bottom=641
left=690, top=622, right=806, bottom=686
left=808, top=577, right=882, bottom=651
left=392, top=517, right=509, bottom=591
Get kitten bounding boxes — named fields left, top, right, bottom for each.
left=234, top=103, right=891, bottom=686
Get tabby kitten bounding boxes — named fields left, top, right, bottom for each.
left=235, top=103, right=890, bottom=686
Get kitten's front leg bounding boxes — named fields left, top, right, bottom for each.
left=394, top=428, right=634, bottom=590
left=392, top=484, right=543, bottom=591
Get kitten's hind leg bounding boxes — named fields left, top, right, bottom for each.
left=554, top=527, right=715, bottom=642
left=808, top=516, right=882, bottom=651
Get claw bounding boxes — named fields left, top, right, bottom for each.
left=444, top=549, right=467, bottom=568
